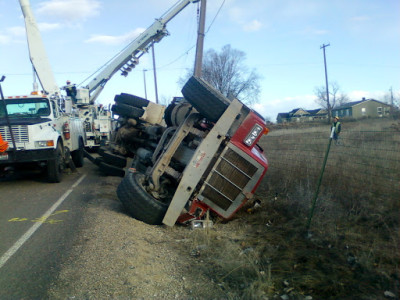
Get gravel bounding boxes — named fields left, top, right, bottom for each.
left=48, top=175, right=226, bottom=300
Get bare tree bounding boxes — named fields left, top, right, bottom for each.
left=314, top=81, right=349, bottom=121
left=181, top=44, right=261, bottom=105
left=383, top=87, right=400, bottom=108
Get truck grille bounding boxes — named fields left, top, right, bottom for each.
left=198, top=144, right=264, bottom=217
left=0, top=125, right=29, bottom=143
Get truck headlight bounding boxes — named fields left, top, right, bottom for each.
left=35, top=140, right=55, bottom=148
left=243, top=124, right=263, bottom=147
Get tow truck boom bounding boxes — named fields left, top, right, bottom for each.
left=85, top=0, right=200, bottom=104
left=19, top=0, right=59, bottom=96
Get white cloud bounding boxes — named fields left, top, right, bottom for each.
left=6, top=26, right=26, bottom=37
left=0, top=23, right=60, bottom=45
left=311, top=29, right=328, bottom=35
left=228, top=7, right=244, bottom=24
left=85, top=28, right=145, bottom=45
left=348, top=90, right=385, bottom=100
left=38, top=22, right=61, bottom=31
left=243, top=20, right=262, bottom=32
left=37, top=0, right=101, bottom=22
left=0, top=34, right=10, bottom=44
left=281, top=1, right=321, bottom=18
left=0, top=27, right=25, bottom=45
left=227, top=5, right=264, bottom=32
left=350, top=16, right=370, bottom=22
left=298, top=26, right=328, bottom=36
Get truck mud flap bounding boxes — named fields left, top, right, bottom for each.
left=181, top=76, right=231, bottom=122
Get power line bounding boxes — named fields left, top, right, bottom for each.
left=158, top=0, right=226, bottom=70
left=205, top=0, right=225, bottom=34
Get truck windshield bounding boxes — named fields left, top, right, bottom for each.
left=2, top=98, right=51, bottom=118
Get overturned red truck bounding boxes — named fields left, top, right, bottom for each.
left=101, top=76, right=268, bottom=226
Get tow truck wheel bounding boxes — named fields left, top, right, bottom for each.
left=71, top=138, right=85, bottom=168
left=117, top=172, right=169, bottom=225
left=47, top=142, right=64, bottom=183
left=114, top=93, right=150, bottom=108
left=111, top=103, right=144, bottom=119
left=181, top=76, right=230, bottom=122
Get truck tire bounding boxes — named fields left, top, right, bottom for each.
left=47, top=142, right=64, bottom=183
left=100, top=150, right=127, bottom=168
left=111, top=104, right=144, bottom=119
left=71, top=138, right=85, bottom=168
left=117, top=172, right=169, bottom=225
left=181, top=76, right=230, bottom=122
left=114, top=93, right=150, bottom=108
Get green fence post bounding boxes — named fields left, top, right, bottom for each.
left=306, top=128, right=334, bottom=234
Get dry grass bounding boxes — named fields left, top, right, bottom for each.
left=183, top=118, right=400, bottom=299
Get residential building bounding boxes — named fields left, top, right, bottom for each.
left=332, top=98, right=391, bottom=119
left=276, top=108, right=327, bottom=123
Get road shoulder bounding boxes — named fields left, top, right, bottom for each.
left=48, top=175, right=225, bottom=300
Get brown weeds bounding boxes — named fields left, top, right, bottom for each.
left=186, top=118, right=399, bottom=299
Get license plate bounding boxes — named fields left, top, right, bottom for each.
left=0, top=153, right=9, bottom=160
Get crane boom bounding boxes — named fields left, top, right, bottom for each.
left=19, top=0, right=59, bottom=96
left=85, top=0, right=200, bottom=103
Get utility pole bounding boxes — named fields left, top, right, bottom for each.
left=194, top=0, right=206, bottom=77
left=390, top=86, right=394, bottom=106
left=143, top=69, right=148, bottom=100
left=390, top=86, right=394, bottom=115
left=320, top=43, right=331, bottom=122
left=151, top=44, right=159, bottom=104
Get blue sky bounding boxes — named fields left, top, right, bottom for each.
left=0, top=0, right=399, bottom=121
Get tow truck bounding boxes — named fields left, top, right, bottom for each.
left=0, top=0, right=85, bottom=182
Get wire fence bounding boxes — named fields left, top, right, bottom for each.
left=259, top=127, right=400, bottom=205
left=254, top=124, right=399, bottom=298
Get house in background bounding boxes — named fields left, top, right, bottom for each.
left=332, top=98, right=391, bottom=119
left=307, top=108, right=328, bottom=121
left=276, top=108, right=327, bottom=123
left=276, top=112, right=290, bottom=123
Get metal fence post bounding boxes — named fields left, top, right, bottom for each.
left=306, top=127, right=335, bottom=234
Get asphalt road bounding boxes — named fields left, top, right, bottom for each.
left=0, top=160, right=104, bottom=299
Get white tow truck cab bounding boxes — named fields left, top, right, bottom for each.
left=0, top=92, right=85, bottom=182
left=0, top=0, right=86, bottom=182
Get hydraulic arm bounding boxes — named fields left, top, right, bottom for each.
left=85, top=0, right=200, bottom=104
left=19, top=0, right=59, bottom=96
